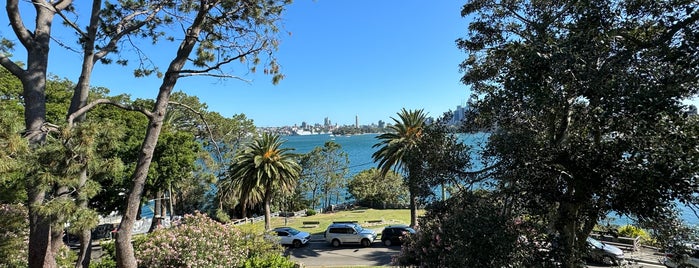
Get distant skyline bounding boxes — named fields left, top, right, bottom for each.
left=1, top=1, right=471, bottom=127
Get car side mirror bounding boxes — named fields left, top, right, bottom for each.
left=353, top=231, right=357, bottom=235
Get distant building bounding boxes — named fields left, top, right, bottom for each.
left=378, top=120, right=385, bottom=129
left=449, top=105, right=469, bottom=125
left=324, top=117, right=331, bottom=127
left=355, top=115, right=359, bottom=128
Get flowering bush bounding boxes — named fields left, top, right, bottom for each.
left=135, top=212, right=296, bottom=268
left=0, top=203, right=29, bottom=268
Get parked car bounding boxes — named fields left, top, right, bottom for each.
left=272, top=227, right=311, bottom=248
left=663, top=244, right=699, bottom=268
left=325, top=223, right=376, bottom=247
left=380, top=225, right=415, bottom=246
left=585, top=237, right=625, bottom=265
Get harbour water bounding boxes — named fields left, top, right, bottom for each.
left=281, top=133, right=698, bottom=226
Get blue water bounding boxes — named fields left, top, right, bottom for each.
left=279, top=133, right=699, bottom=226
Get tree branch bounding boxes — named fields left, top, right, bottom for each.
left=0, top=56, right=26, bottom=79
left=95, top=4, right=165, bottom=62
left=67, top=99, right=152, bottom=128
left=168, top=101, right=223, bottom=162
left=6, top=0, right=33, bottom=49
left=178, top=43, right=265, bottom=75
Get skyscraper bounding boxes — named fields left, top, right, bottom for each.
left=355, top=115, right=359, bottom=128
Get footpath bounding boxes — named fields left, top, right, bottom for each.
left=624, top=247, right=666, bottom=267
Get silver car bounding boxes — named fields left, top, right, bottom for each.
left=272, top=227, right=311, bottom=248
left=324, top=223, right=376, bottom=247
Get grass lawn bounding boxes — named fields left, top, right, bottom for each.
left=235, top=208, right=422, bottom=235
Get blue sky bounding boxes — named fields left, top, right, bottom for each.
left=3, top=1, right=471, bottom=127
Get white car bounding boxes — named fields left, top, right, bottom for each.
left=272, top=227, right=311, bottom=248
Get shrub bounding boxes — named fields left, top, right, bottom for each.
left=305, top=209, right=316, bottom=216
left=135, top=211, right=295, bottom=268
left=618, top=225, right=652, bottom=244
left=0, top=203, right=28, bottom=268
left=394, top=191, right=546, bottom=267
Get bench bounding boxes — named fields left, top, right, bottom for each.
left=333, top=221, right=358, bottom=224
left=302, top=221, right=320, bottom=228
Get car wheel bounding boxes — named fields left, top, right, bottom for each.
left=361, top=238, right=371, bottom=247
left=331, top=239, right=341, bottom=247
left=292, top=240, right=302, bottom=248
left=600, top=255, right=615, bottom=266
left=383, top=239, right=392, bottom=247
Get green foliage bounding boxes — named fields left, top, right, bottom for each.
left=298, top=141, right=350, bottom=210
left=241, top=253, right=295, bottom=268
left=214, top=208, right=232, bottom=223
left=89, top=240, right=117, bottom=268
left=348, top=168, right=408, bottom=208
left=135, top=212, right=293, bottom=267
left=0, top=204, right=28, bottom=268
left=305, top=209, right=317, bottom=216
left=460, top=0, right=699, bottom=265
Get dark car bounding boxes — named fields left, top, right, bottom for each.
left=381, top=225, right=416, bottom=246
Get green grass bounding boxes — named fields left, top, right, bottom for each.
left=235, top=208, right=421, bottom=235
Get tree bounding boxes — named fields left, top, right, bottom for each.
left=348, top=168, right=407, bottom=208
left=228, top=133, right=301, bottom=230
left=298, top=141, right=350, bottom=210
left=373, top=108, right=429, bottom=227
left=459, top=0, right=699, bottom=266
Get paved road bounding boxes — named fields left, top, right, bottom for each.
left=286, top=240, right=668, bottom=268
left=286, top=241, right=400, bottom=267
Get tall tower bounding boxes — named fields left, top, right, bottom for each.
left=355, top=115, right=359, bottom=128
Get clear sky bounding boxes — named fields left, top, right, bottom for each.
left=2, top=1, right=472, bottom=127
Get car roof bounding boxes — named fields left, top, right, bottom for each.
left=385, top=225, right=410, bottom=229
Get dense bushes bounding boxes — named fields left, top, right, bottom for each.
left=0, top=204, right=28, bottom=268
left=134, top=212, right=295, bottom=268
left=394, top=191, right=541, bottom=267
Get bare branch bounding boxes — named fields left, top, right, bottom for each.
left=55, top=7, right=86, bottom=38
left=67, top=98, right=152, bottom=128
left=168, top=101, right=223, bottom=161
left=178, top=43, right=265, bottom=75
left=95, top=4, right=165, bottom=62
left=177, top=73, right=251, bottom=82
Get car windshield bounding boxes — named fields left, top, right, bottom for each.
left=587, top=237, right=604, bottom=248
left=286, top=228, right=300, bottom=235
left=405, top=227, right=416, bottom=234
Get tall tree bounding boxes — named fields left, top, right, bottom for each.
left=298, top=141, right=350, bottom=210
left=0, top=1, right=73, bottom=266
left=228, top=133, right=301, bottom=230
left=459, top=0, right=699, bottom=266
left=373, top=108, right=429, bottom=227
left=347, top=168, right=407, bottom=208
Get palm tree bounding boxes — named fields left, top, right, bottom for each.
left=229, top=133, right=301, bottom=230
left=372, top=108, right=428, bottom=227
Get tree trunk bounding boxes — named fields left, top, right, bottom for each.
left=264, top=187, right=272, bottom=231
left=27, top=187, right=54, bottom=268
left=409, top=191, right=418, bottom=228
left=556, top=202, right=581, bottom=268
left=75, top=227, right=92, bottom=268
left=114, top=6, right=209, bottom=266
left=19, top=2, right=57, bottom=266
